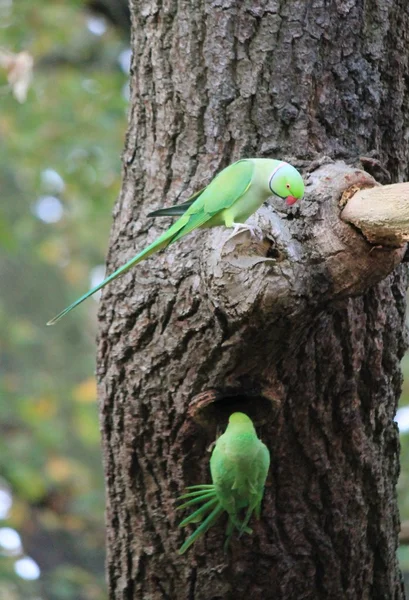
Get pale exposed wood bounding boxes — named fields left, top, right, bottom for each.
left=341, top=183, right=409, bottom=247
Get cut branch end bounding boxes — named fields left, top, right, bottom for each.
left=341, top=182, right=409, bottom=247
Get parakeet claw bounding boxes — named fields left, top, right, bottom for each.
left=227, top=222, right=264, bottom=242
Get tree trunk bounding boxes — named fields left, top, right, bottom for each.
left=97, top=1, right=409, bottom=598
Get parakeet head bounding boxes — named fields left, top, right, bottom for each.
left=228, top=412, right=253, bottom=427
left=269, top=162, right=304, bottom=206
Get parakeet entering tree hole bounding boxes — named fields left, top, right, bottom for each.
left=47, top=158, right=304, bottom=325
left=177, top=412, right=270, bottom=554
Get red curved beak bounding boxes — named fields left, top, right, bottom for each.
left=285, top=195, right=298, bottom=206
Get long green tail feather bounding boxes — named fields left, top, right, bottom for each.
left=179, top=498, right=218, bottom=527
left=255, top=500, right=261, bottom=520
left=184, top=485, right=215, bottom=490
left=178, top=503, right=224, bottom=555
left=224, top=518, right=235, bottom=553
left=222, top=517, right=254, bottom=553
left=176, top=491, right=216, bottom=511
left=240, top=510, right=252, bottom=535
left=239, top=500, right=259, bottom=536
left=47, top=219, right=185, bottom=326
left=177, top=487, right=216, bottom=500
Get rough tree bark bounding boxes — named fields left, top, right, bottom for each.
left=97, top=1, right=409, bottom=599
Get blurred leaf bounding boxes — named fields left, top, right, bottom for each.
left=46, top=458, right=78, bottom=485
left=73, top=378, right=97, bottom=404
left=0, top=49, right=34, bottom=102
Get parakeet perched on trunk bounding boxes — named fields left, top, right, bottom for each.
left=47, top=158, right=304, bottom=325
left=177, top=412, right=270, bottom=555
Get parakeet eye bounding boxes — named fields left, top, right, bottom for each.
left=286, top=183, right=290, bottom=189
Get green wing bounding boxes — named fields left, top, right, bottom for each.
left=148, top=159, right=254, bottom=220
left=194, top=159, right=254, bottom=215
left=257, top=442, right=270, bottom=515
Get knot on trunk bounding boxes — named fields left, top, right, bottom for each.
left=202, top=162, right=406, bottom=330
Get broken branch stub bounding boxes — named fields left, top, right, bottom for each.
left=341, top=182, right=409, bottom=247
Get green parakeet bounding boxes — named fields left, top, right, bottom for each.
left=177, top=412, right=270, bottom=555
left=47, top=158, right=304, bottom=325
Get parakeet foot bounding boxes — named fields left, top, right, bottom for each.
left=227, top=222, right=264, bottom=242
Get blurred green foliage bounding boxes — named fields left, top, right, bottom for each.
left=0, top=1, right=128, bottom=598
